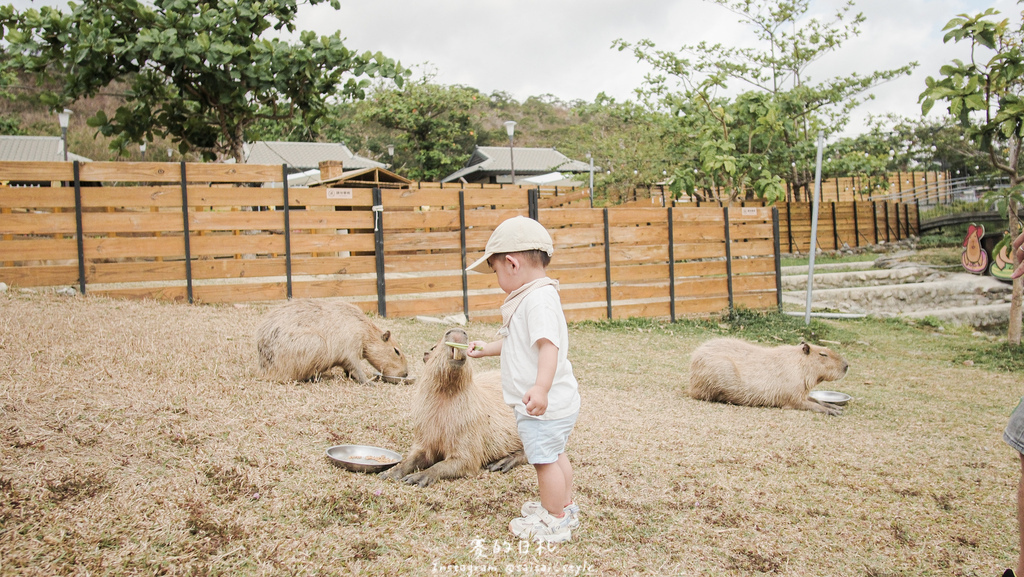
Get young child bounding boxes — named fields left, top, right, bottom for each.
left=466, top=216, right=581, bottom=543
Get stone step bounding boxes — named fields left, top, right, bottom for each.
left=901, top=303, right=1011, bottom=328
left=780, top=261, right=876, bottom=276
left=784, top=273, right=1011, bottom=315
left=781, top=265, right=940, bottom=290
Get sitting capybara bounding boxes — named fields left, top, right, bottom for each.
left=688, top=337, right=849, bottom=415
left=256, top=299, right=409, bottom=384
left=381, top=327, right=526, bottom=487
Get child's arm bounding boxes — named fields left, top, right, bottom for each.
left=523, top=338, right=558, bottom=416
left=467, top=339, right=502, bottom=358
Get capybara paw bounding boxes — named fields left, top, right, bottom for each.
left=402, top=472, right=436, bottom=488
left=823, top=403, right=844, bottom=416
left=378, top=467, right=403, bottom=481
left=486, top=452, right=525, bottom=473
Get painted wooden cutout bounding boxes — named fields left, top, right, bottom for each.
left=961, top=223, right=988, bottom=274
left=990, top=231, right=1015, bottom=280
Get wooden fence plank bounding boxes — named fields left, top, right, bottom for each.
left=0, top=161, right=76, bottom=182
left=0, top=186, right=76, bottom=208
left=0, top=238, right=78, bottom=261
left=0, top=264, right=78, bottom=287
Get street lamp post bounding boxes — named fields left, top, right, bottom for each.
left=503, top=120, right=517, bottom=184
left=57, top=109, right=72, bottom=161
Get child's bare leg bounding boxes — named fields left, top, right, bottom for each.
left=555, top=453, right=573, bottom=507
left=535, top=462, right=567, bottom=517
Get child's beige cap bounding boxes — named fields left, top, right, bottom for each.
left=466, top=216, right=554, bottom=272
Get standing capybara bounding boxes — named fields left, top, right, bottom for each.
left=381, top=327, right=526, bottom=487
left=256, top=299, right=409, bottom=384
left=688, top=337, right=849, bottom=415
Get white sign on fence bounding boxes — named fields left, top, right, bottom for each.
left=326, top=188, right=353, bottom=200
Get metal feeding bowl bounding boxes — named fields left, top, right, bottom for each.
left=325, top=444, right=401, bottom=473
left=809, top=390, right=853, bottom=406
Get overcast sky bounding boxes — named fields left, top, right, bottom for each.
left=9, top=0, right=1021, bottom=137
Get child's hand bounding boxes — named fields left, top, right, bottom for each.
left=466, top=340, right=487, bottom=358
left=1013, top=231, right=1024, bottom=280
left=523, top=386, right=548, bottom=416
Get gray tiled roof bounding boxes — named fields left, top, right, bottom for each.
left=472, top=146, right=591, bottom=172
left=441, top=146, right=592, bottom=183
left=243, top=141, right=386, bottom=170
left=0, top=135, right=91, bottom=162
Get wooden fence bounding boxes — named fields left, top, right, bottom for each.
left=0, top=161, right=784, bottom=321
left=776, top=200, right=920, bottom=254
left=631, top=171, right=946, bottom=205
left=629, top=196, right=921, bottom=254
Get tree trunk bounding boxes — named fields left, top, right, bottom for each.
left=1010, top=194, right=1022, bottom=345
left=1008, top=138, right=1022, bottom=345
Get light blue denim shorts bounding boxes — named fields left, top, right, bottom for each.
left=516, top=411, right=579, bottom=465
left=1005, top=398, right=1024, bottom=454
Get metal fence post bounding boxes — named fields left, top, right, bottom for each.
left=667, top=207, right=676, bottom=322
left=831, top=202, right=838, bottom=249
left=852, top=201, right=860, bottom=247
left=872, top=201, right=879, bottom=245
left=179, top=162, right=193, bottom=303
left=884, top=202, right=891, bottom=242
left=528, top=189, right=539, bottom=220
left=772, top=207, right=782, bottom=312
left=603, top=207, right=612, bottom=320
left=723, top=207, right=734, bottom=313
left=373, top=187, right=386, bottom=317
left=72, top=160, right=85, bottom=295
left=459, top=189, right=469, bottom=319
left=785, top=202, right=793, bottom=253
left=282, top=164, right=292, bottom=299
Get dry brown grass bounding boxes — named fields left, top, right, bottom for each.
left=0, top=291, right=1021, bottom=576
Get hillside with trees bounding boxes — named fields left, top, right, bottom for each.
left=0, top=0, right=1003, bottom=205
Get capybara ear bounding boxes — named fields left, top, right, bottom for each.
left=801, top=342, right=811, bottom=355
left=422, top=345, right=434, bottom=364
left=382, top=330, right=391, bottom=342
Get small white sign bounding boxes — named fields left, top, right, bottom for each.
left=326, top=188, right=353, bottom=200
left=741, top=207, right=758, bottom=216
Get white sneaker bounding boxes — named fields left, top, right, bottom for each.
left=508, top=510, right=572, bottom=543
left=520, top=501, right=580, bottom=530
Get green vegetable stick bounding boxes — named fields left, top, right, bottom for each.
left=444, top=341, right=470, bottom=350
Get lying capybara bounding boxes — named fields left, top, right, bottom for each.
left=688, top=337, right=849, bottom=415
left=381, top=327, right=525, bottom=487
left=256, top=299, right=409, bottom=384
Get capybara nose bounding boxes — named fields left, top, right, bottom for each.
left=445, top=329, right=469, bottom=346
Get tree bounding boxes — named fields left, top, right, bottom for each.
left=614, top=0, right=915, bottom=204
left=358, top=74, right=482, bottom=181
left=1, top=0, right=407, bottom=162
left=920, top=7, right=1024, bottom=344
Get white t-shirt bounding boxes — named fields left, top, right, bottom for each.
left=500, top=285, right=581, bottom=420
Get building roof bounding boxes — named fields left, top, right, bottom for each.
left=440, top=146, right=593, bottom=183
left=263, top=166, right=412, bottom=189
left=0, top=135, right=91, bottom=162
left=243, top=141, right=387, bottom=171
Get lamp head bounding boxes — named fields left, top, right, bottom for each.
left=140, top=142, right=146, bottom=153
left=387, top=144, right=394, bottom=156
left=58, top=109, right=72, bottom=129
left=503, top=120, right=517, bottom=137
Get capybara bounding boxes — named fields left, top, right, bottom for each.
left=256, top=299, right=409, bottom=384
left=381, top=327, right=526, bottom=487
left=688, top=337, right=849, bottom=415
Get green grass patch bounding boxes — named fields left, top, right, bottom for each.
left=780, top=252, right=878, bottom=268
left=572, top=307, right=858, bottom=346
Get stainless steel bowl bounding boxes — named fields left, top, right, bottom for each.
left=326, top=444, right=401, bottom=473
left=809, top=390, right=853, bottom=405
